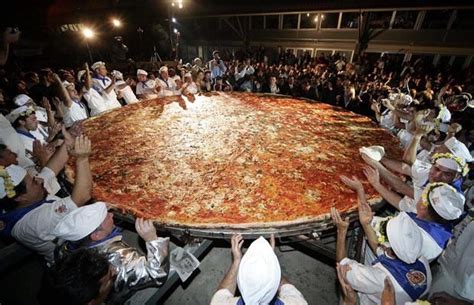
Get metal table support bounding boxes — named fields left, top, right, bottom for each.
left=281, top=225, right=364, bottom=263
left=126, top=239, right=213, bottom=305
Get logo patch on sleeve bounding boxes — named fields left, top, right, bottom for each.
left=54, top=204, right=67, bottom=214
left=406, top=270, right=426, bottom=287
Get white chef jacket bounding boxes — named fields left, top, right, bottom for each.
left=210, top=284, right=308, bottom=305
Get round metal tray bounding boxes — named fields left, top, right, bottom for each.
left=112, top=199, right=385, bottom=240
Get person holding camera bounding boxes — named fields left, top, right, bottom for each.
left=208, top=50, right=227, bottom=80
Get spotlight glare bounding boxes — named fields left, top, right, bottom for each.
left=82, top=28, right=94, bottom=39
left=112, top=19, right=121, bottom=27
left=178, top=3, right=183, bottom=8
left=173, top=28, right=178, bottom=33
left=172, top=17, right=177, bottom=23
left=306, top=13, right=310, bottom=17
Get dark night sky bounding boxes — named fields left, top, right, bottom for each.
left=0, top=0, right=471, bottom=68
left=1, top=0, right=472, bottom=29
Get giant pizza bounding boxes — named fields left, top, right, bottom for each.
left=67, top=92, right=401, bottom=230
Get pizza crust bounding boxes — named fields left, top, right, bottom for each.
left=66, top=93, right=399, bottom=232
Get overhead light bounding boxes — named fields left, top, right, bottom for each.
left=306, top=13, right=310, bottom=17
left=314, top=17, right=318, bottom=22
left=172, top=17, right=177, bottom=23
left=178, top=3, right=183, bottom=8
left=171, top=2, right=175, bottom=6
left=173, top=28, right=178, bottom=33
left=82, top=28, right=94, bottom=39
left=112, top=18, right=121, bottom=27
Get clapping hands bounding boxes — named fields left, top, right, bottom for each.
left=71, top=135, right=91, bottom=159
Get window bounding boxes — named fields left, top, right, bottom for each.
left=341, top=12, right=359, bottom=29
left=392, top=11, right=418, bottom=29
left=334, top=50, right=352, bottom=61
left=422, top=10, right=452, bottom=29
left=251, top=16, right=264, bottom=29
left=368, top=11, right=392, bottom=29
left=296, top=49, right=313, bottom=57
left=300, top=13, right=318, bottom=29
left=320, top=13, right=339, bottom=29
left=315, top=50, right=331, bottom=58
left=451, top=10, right=474, bottom=30
left=266, top=15, right=279, bottom=29
left=282, top=14, right=298, bottom=29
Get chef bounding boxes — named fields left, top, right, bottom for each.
left=52, top=201, right=170, bottom=300
left=91, top=61, right=122, bottom=110
left=332, top=208, right=431, bottom=305
left=0, top=136, right=93, bottom=264
left=210, top=234, right=308, bottom=305
left=135, top=69, right=160, bottom=99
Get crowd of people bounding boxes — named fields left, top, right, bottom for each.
left=0, top=27, right=473, bottom=305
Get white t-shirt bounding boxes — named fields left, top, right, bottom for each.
left=36, top=166, right=61, bottom=195
left=62, top=100, right=88, bottom=127
left=11, top=194, right=78, bottom=264
left=398, top=129, right=413, bottom=149
left=136, top=80, right=157, bottom=97
left=92, top=76, right=122, bottom=110
left=184, top=82, right=199, bottom=95
left=430, top=216, right=474, bottom=301
left=210, top=284, right=308, bottom=305
left=341, top=255, right=431, bottom=305
left=156, top=77, right=178, bottom=97
left=17, top=125, right=48, bottom=155
left=118, top=85, right=138, bottom=104
left=380, top=110, right=395, bottom=130
left=83, top=87, right=109, bottom=116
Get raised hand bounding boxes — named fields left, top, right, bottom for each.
left=370, top=101, right=381, bottom=114
left=331, top=207, right=350, bottom=233
left=52, top=96, right=63, bottom=108
left=48, top=121, right=62, bottom=140
left=340, top=175, right=364, bottom=193
left=68, top=121, right=83, bottom=138
left=41, top=97, right=52, bottom=112
left=381, top=99, right=395, bottom=111
left=71, top=135, right=91, bottom=159
left=135, top=218, right=158, bottom=242
left=52, top=73, right=61, bottom=83
left=231, top=234, right=244, bottom=262
left=447, top=123, right=462, bottom=135
left=358, top=198, right=374, bottom=226
left=363, top=166, right=380, bottom=186
left=32, top=140, right=55, bottom=167
left=414, top=122, right=434, bottom=136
